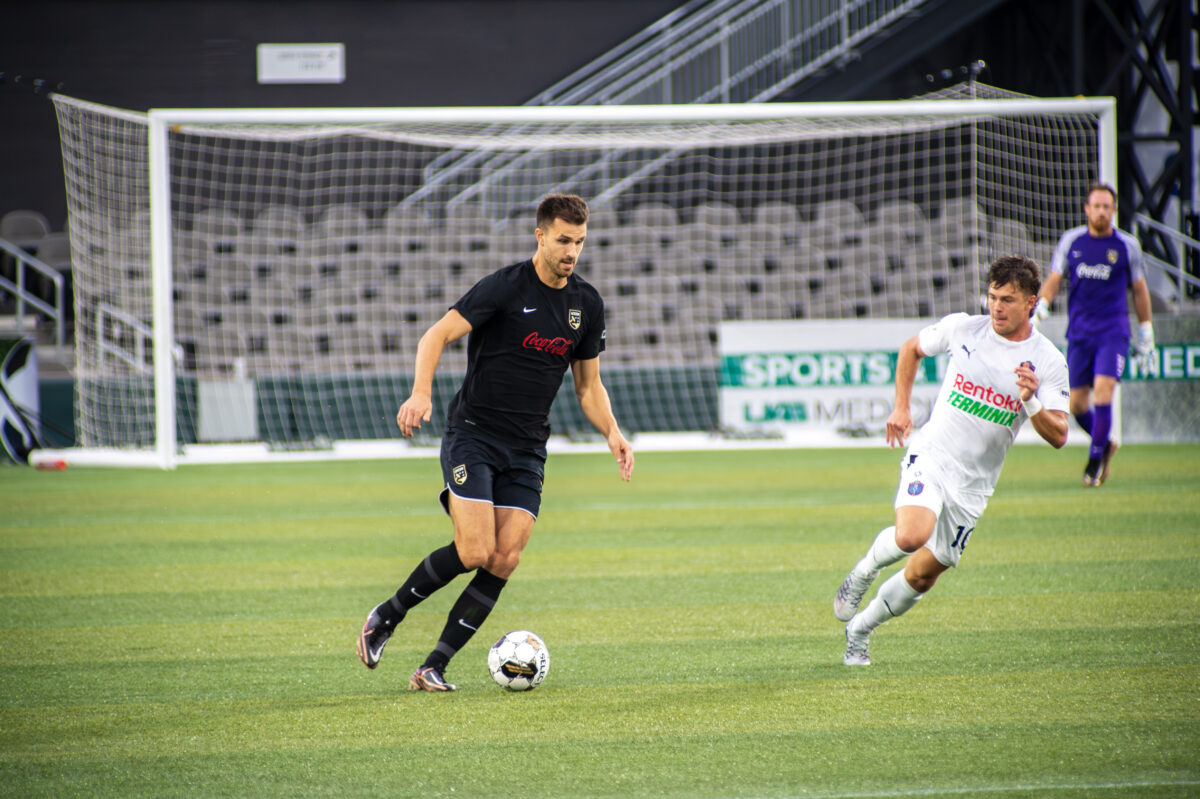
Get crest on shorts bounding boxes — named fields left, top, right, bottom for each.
left=568, top=309, right=581, bottom=330
left=907, top=480, right=924, bottom=496
left=1107, top=249, right=1119, bottom=265
left=452, top=464, right=468, bottom=485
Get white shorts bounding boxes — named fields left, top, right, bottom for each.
left=893, top=451, right=988, bottom=568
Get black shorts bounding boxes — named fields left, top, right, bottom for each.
left=438, top=426, right=547, bottom=520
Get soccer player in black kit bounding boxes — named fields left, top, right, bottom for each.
left=357, top=193, right=635, bottom=691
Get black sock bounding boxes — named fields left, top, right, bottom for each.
left=423, top=568, right=507, bottom=671
left=384, top=543, right=469, bottom=623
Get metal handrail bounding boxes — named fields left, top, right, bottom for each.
left=410, top=0, right=929, bottom=214
left=96, top=302, right=154, bottom=374
left=1133, top=213, right=1200, bottom=304
left=0, top=237, right=65, bottom=359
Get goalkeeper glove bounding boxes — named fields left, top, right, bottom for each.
left=1135, top=321, right=1155, bottom=370
left=1031, top=297, right=1051, bottom=329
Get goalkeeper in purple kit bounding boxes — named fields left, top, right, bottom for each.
left=1035, top=182, right=1154, bottom=486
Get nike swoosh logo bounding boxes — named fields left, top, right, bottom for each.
left=410, top=588, right=427, bottom=599
left=523, top=306, right=537, bottom=313
left=457, top=619, right=479, bottom=631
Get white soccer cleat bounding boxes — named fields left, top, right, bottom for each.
left=834, top=568, right=879, bottom=622
left=844, top=621, right=871, bottom=666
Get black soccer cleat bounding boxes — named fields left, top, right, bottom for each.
left=1082, top=456, right=1103, bottom=487
left=356, top=602, right=403, bottom=669
left=409, top=665, right=457, bottom=692
left=1098, top=441, right=1119, bottom=485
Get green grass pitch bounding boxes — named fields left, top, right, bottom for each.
left=1, top=444, right=1197, bottom=798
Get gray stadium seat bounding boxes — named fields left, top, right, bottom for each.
left=382, top=203, right=438, bottom=237
left=308, top=206, right=370, bottom=257
left=631, top=201, right=680, bottom=228
left=797, top=219, right=848, bottom=252
left=753, top=201, right=801, bottom=229
left=192, top=207, right=241, bottom=236
left=875, top=198, right=928, bottom=229
left=193, top=327, right=246, bottom=377
left=691, top=201, right=741, bottom=228
left=1, top=209, right=52, bottom=251
left=988, top=218, right=1032, bottom=257
left=586, top=208, right=620, bottom=231
left=938, top=197, right=988, bottom=224
left=250, top=206, right=305, bottom=242
left=815, top=199, right=867, bottom=232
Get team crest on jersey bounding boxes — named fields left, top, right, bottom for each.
left=1019, top=360, right=1035, bottom=372
left=568, top=309, right=582, bottom=330
left=907, top=480, right=924, bottom=496
left=452, top=464, right=468, bottom=485
left=1107, top=249, right=1119, bottom=265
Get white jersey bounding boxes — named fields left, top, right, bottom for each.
left=910, top=313, right=1069, bottom=496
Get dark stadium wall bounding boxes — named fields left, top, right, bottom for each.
left=0, top=0, right=686, bottom=228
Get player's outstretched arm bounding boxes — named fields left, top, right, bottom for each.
left=397, top=310, right=472, bottom=438
left=571, top=357, right=634, bottom=482
left=886, top=335, right=923, bottom=448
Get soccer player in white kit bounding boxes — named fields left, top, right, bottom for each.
left=833, top=255, right=1070, bottom=666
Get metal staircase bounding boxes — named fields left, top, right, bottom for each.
left=404, top=0, right=931, bottom=216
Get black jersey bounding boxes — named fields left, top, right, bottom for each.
left=445, top=260, right=606, bottom=448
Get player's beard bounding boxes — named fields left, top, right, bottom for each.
left=533, top=250, right=575, bottom=285
left=548, top=255, right=575, bottom=281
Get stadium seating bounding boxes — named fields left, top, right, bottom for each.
left=118, top=196, right=1069, bottom=372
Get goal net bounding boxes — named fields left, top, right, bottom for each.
left=50, top=85, right=1113, bottom=467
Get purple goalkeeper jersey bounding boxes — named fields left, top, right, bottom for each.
left=1048, top=225, right=1145, bottom=342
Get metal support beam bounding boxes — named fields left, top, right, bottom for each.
left=1091, top=0, right=1197, bottom=294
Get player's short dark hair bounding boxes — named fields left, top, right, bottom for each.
left=536, top=194, right=589, bottom=229
left=987, top=254, right=1041, bottom=298
left=1087, top=181, right=1117, bottom=204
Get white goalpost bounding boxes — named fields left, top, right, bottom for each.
left=44, top=87, right=1116, bottom=468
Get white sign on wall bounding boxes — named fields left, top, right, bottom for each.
left=257, top=43, right=346, bottom=84
left=719, top=319, right=948, bottom=441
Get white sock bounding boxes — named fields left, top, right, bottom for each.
left=855, top=526, right=905, bottom=574
left=855, top=571, right=922, bottom=632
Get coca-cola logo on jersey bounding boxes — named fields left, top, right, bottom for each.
left=523, top=331, right=571, bottom=356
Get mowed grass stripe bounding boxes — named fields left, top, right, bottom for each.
left=3, top=550, right=1196, bottom=629
left=3, top=529, right=1197, bottom=592
left=4, top=625, right=1198, bottom=707
left=2, top=667, right=1195, bottom=758
left=2, top=591, right=1195, bottom=665
left=1, top=549, right=1196, bottom=611
left=2, top=725, right=1197, bottom=799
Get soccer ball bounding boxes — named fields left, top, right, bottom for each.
left=487, top=630, right=550, bottom=691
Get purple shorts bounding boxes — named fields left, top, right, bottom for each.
left=1066, top=333, right=1128, bottom=388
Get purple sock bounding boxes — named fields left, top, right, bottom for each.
left=1074, top=409, right=1093, bottom=436
left=1089, top=404, right=1112, bottom=460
